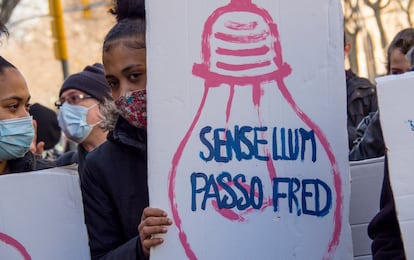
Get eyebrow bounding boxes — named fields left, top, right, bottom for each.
left=0, top=95, right=31, bottom=103
left=105, top=64, right=146, bottom=79
left=123, top=40, right=146, bottom=50
left=121, top=64, right=145, bottom=74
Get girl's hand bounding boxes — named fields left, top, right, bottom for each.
left=138, top=207, right=172, bottom=258
left=29, top=120, right=44, bottom=156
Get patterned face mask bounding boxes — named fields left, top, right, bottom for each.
left=115, top=89, right=147, bottom=128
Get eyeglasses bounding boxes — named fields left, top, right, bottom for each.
left=55, top=94, right=93, bottom=108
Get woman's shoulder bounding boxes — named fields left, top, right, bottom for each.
left=86, top=140, right=115, bottom=163
left=83, top=139, right=130, bottom=173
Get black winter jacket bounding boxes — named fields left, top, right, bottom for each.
left=80, top=116, right=148, bottom=260
left=55, top=144, right=88, bottom=174
left=7, top=151, right=55, bottom=173
left=368, top=157, right=406, bottom=259
left=346, top=69, right=378, bottom=149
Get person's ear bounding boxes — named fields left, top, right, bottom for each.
left=344, top=43, right=351, bottom=56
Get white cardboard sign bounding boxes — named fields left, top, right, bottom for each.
left=0, top=167, right=90, bottom=260
left=376, top=72, right=414, bottom=259
left=147, top=0, right=352, bottom=259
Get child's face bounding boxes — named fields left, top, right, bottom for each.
left=0, top=68, right=31, bottom=121
left=389, top=48, right=410, bottom=75
left=103, top=41, right=147, bottom=101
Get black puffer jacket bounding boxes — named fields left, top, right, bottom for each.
left=80, top=116, right=148, bottom=260
left=346, top=69, right=378, bottom=149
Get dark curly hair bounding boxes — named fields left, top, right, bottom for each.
left=103, top=0, right=146, bottom=52
left=0, top=56, right=16, bottom=74
left=109, top=0, right=145, bottom=22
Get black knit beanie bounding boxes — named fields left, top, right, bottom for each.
left=59, top=63, right=111, bottom=102
left=29, top=103, right=61, bottom=150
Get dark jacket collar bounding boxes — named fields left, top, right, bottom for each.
left=7, top=152, right=55, bottom=174
left=108, top=116, right=147, bottom=153
left=7, top=152, right=36, bottom=173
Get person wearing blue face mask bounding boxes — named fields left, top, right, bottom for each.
left=55, top=63, right=112, bottom=172
left=0, top=56, right=55, bottom=174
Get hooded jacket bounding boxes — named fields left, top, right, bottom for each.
left=80, top=116, right=148, bottom=260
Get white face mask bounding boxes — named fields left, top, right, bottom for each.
left=0, top=116, right=34, bottom=161
left=57, top=103, right=100, bottom=143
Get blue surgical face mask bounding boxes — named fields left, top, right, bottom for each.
left=58, top=103, right=99, bottom=143
left=0, top=116, right=34, bottom=161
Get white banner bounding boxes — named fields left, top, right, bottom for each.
left=0, top=167, right=90, bottom=260
left=147, top=0, right=352, bottom=259
left=376, top=72, right=414, bottom=259
left=349, top=157, right=384, bottom=259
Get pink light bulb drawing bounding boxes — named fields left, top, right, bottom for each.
left=168, top=0, right=343, bottom=259
left=0, top=232, right=31, bottom=260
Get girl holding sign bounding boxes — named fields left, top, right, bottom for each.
left=80, top=0, right=171, bottom=259
left=365, top=28, right=414, bottom=260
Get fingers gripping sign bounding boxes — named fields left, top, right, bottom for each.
left=138, top=207, right=173, bottom=258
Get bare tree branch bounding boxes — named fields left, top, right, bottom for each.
left=344, top=0, right=363, bottom=74
left=362, top=0, right=388, bottom=51
left=0, top=0, right=21, bottom=25
left=395, top=0, right=414, bottom=27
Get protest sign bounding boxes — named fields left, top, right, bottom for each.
left=349, top=157, right=384, bottom=259
left=147, top=0, right=352, bottom=259
left=0, top=167, right=90, bottom=260
left=376, top=72, right=414, bottom=259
